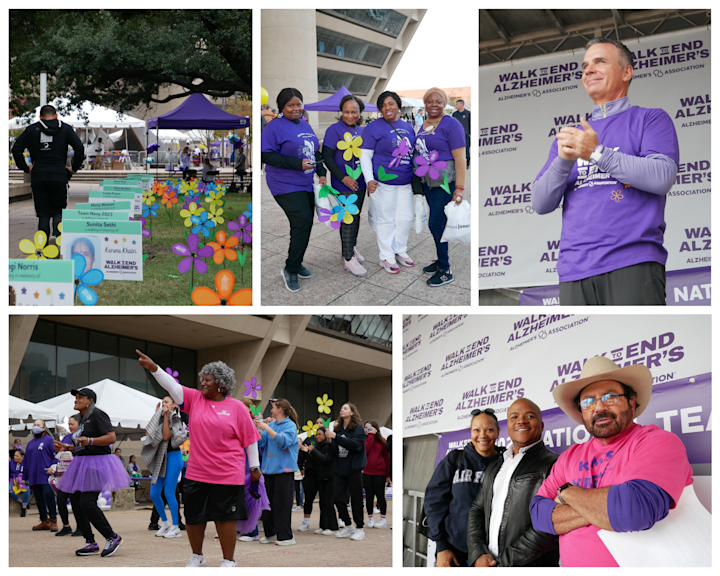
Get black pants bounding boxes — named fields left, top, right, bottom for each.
left=150, top=484, right=183, bottom=525
left=261, top=472, right=294, bottom=541
left=464, top=135, right=471, bottom=167
left=31, top=483, right=57, bottom=521
left=274, top=190, right=314, bottom=274
left=318, top=475, right=338, bottom=531
left=559, top=261, right=666, bottom=305
left=302, top=473, right=319, bottom=515
left=363, top=473, right=387, bottom=515
left=56, top=489, right=72, bottom=526
left=334, top=470, right=364, bottom=528
left=31, top=180, right=67, bottom=237
left=437, top=542, right=469, bottom=567
left=70, top=491, right=115, bottom=542
left=340, top=188, right=366, bottom=260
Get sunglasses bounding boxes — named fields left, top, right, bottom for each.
left=579, top=393, right=628, bottom=411
left=470, top=408, right=495, bottom=417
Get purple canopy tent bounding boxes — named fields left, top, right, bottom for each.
left=303, top=86, right=378, bottom=112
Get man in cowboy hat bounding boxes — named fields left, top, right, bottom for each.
left=529, top=356, right=693, bottom=567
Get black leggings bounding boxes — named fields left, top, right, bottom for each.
left=302, top=472, right=319, bottom=515
left=340, top=188, right=366, bottom=260
left=274, top=190, right=315, bottom=274
left=363, top=473, right=387, bottom=515
left=70, top=491, right=115, bottom=542
left=261, top=472, right=294, bottom=541
left=334, top=470, right=364, bottom=529
left=56, top=489, right=72, bottom=526
left=318, top=475, right=338, bottom=531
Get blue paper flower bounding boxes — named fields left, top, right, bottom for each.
left=243, top=202, right=253, bottom=223
left=142, top=203, right=160, bottom=218
left=190, top=210, right=216, bottom=237
left=330, top=194, right=360, bottom=224
left=72, top=254, right=104, bottom=306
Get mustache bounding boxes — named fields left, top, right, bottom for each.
left=593, top=411, right=617, bottom=424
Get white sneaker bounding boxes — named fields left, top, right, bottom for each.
left=292, top=505, right=302, bottom=512
left=373, top=507, right=381, bottom=514
left=186, top=554, right=206, bottom=567
left=322, top=529, right=336, bottom=535
left=351, top=528, right=365, bottom=541
left=336, top=526, right=356, bottom=538
left=155, top=523, right=171, bottom=537
left=238, top=535, right=259, bottom=542
left=298, top=522, right=311, bottom=532
left=337, top=519, right=346, bottom=529
left=276, top=537, right=296, bottom=546
left=163, top=527, right=182, bottom=538
left=220, top=559, right=237, bottom=567
left=259, top=535, right=277, bottom=544
left=314, top=528, right=325, bottom=534
left=367, top=517, right=374, bottom=528
left=374, top=518, right=387, bottom=529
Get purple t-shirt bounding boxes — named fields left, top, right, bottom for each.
left=24, top=434, right=56, bottom=486
left=535, top=106, right=679, bottom=282
left=414, top=115, right=466, bottom=162
left=262, top=116, right=319, bottom=196
left=361, top=118, right=416, bottom=186
left=323, top=121, right=366, bottom=193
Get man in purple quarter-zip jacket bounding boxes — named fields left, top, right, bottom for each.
left=532, top=38, right=679, bottom=306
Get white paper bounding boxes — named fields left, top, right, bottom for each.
left=598, top=484, right=711, bottom=567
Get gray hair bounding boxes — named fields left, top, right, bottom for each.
left=585, top=38, right=634, bottom=86
left=199, top=361, right=236, bottom=397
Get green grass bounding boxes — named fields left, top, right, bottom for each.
left=92, top=194, right=252, bottom=306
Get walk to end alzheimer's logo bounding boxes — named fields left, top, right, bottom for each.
left=668, top=160, right=711, bottom=199
left=507, top=314, right=573, bottom=349
left=539, top=239, right=560, bottom=275
left=440, top=336, right=491, bottom=377
left=405, top=399, right=444, bottom=428
left=548, top=331, right=686, bottom=392
left=484, top=180, right=532, bottom=213
left=403, top=363, right=432, bottom=392
left=492, top=61, right=581, bottom=95
left=678, top=226, right=711, bottom=266
left=403, top=315, right=412, bottom=333
left=403, top=334, right=422, bottom=359
left=479, top=123, right=522, bottom=156
left=428, top=315, right=467, bottom=343
left=547, top=112, right=591, bottom=137
left=454, top=377, right=525, bottom=415
left=632, top=39, right=709, bottom=73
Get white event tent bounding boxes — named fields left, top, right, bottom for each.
left=9, top=396, right=58, bottom=432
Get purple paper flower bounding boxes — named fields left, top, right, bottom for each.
left=139, top=216, right=151, bottom=238
left=228, top=214, right=253, bottom=244
left=243, top=377, right=262, bottom=399
left=183, top=193, right=201, bottom=210
left=165, top=367, right=180, bottom=384
left=318, top=207, right=342, bottom=229
left=173, top=233, right=213, bottom=274
left=389, top=139, right=410, bottom=169
left=415, top=150, right=447, bottom=180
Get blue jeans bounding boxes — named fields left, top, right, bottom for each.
left=424, top=181, right=455, bottom=271
left=31, top=483, right=57, bottom=520
left=150, top=450, right=184, bottom=525
left=9, top=482, right=30, bottom=506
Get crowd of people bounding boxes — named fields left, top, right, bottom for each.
left=261, top=86, right=468, bottom=292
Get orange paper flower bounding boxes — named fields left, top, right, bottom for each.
left=207, top=230, right=239, bottom=264
left=161, top=191, right=179, bottom=206
left=192, top=270, right=252, bottom=306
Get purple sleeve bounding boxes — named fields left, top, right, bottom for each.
left=360, top=121, right=378, bottom=150
left=597, top=151, right=678, bottom=195
left=608, top=479, right=673, bottom=532
left=531, top=155, right=575, bottom=214
left=260, top=121, right=279, bottom=153
left=446, top=118, right=466, bottom=151
left=530, top=494, right=559, bottom=535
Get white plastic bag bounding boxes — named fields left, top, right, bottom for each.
left=414, top=195, right=429, bottom=234
left=440, top=200, right=471, bottom=243
left=368, top=195, right=378, bottom=233
left=314, top=183, right=334, bottom=226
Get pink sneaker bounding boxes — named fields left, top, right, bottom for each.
left=379, top=259, right=401, bottom=274
left=396, top=253, right=415, bottom=267
left=354, top=247, right=365, bottom=263
left=344, top=256, right=367, bottom=277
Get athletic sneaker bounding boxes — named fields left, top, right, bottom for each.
left=76, top=542, right=100, bottom=556
left=55, top=526, right=73, bottom=536
left=155, top=523, right=171, bottom=537
left=322, top=529, right=336, bottom=535
left=354, top=246, right=365, bottom=263
left=423, top=261, right=439, bottom=274
left=186, top=554, right=207, bottom=567
left=238, top=535, right=259, bottom=542
left=379, top=259, right=400, bottom=274
left=220, top=559, right=237, bottom=567
left=148, top=523, right=160, bottom=531
left=259, top=535, right=277, bottom=544
left=374, top=518, right=387, bottom=529
left=281, top=268, right=300, bottom=292
left=373, top=507, right=381, bottom=514
left=336, top=526, right=356, bottom=538
left=292, top=505, right=303, bottom=512
left=298, top=522, right=311, bottom=532
left=350, top=528, right=366, bottom=541
left=343, top=256, right=367, bottom=276
left=314, top=528, right=325, bottom=534
left=396, top=253, right=415, bottom=267
left=338, top=519, right=346, bottom=528
left=427, top=269, right=454, bottom=287
left=367, top=517, right=374, bottom=528
left=163, top=527, right=182, bottom=538
left=276, top=537, right=296, bottom=546
left=72, top=529, right=83, bottom=537
left=297, top=265, right=312, bottom=279
left=101, top=533, right=123, bottom=557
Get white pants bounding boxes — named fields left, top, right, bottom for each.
left=369, top=182, right=413, bottom=262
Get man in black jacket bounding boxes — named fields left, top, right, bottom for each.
left=12, top=104, right=85, bottom=240
left=467, top=398, right=559, bottom=567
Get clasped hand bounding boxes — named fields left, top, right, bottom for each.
left=555, top=117, right=599, bottom=162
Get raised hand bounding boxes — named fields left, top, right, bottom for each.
left=136, top=349, right=158, bottom=372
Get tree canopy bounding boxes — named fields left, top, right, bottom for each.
left=10, top=10, right=251, bottom=116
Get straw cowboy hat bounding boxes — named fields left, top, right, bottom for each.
left=552, top=356, right=652, bottom=424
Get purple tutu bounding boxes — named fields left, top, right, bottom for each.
left=236, top=473, right=271, bottom=534
left=57, top=454, right=130, bottom=493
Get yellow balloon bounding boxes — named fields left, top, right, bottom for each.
left=260, top=87, right=268, bottom=106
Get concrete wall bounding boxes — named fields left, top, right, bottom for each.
left=348, top=376, right=392, bottom=429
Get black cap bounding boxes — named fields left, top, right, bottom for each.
left=71, top=388, right=97, bottom=403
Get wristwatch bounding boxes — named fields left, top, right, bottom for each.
left=557, top=482, right=573, bottom=505
left=251, top=467, right=260, bottom=472
left=589, top=144, right=605, bottom=166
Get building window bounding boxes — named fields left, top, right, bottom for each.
left=318, top=68, right=375, bottom=95
left=316, top=27, right=391, bottom=67
left=326, top=9, right=407, bottom=37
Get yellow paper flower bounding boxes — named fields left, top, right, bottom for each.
left=205, top=189, right=225, bottom=209
left=336, top=132, right=363, bottom=162
left=19, top=230, right=59, bottom=260
left=316, top=393, right=334, bottom=414
left=302, top=421, right=320, bottom=436
left=56, top=222, right=63, bottom=247
left=208, top=203, right=225, bottom=225
left=180, top=202, right=205, bottom=228
left=179, top=179, right=199, bottom=195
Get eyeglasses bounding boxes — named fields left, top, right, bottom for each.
left=471, top=408, right=495, bottom=417
left=579, top=393, right=627, bottom=411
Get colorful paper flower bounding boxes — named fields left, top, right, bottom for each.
left=152, top=181, right=168, bottom=196
left=179, top=179, right=199, bottom=196
left=207, top=203, right=224, bottom=226
left=143, top=190, right=157, bottom=206
left=336, top=132, right=363, bottom=161
left=205, top=189, right=225, bottom=209
left=389, top=139, right=410, bottom=168
left=182, top=193, right=201, bottom=210
left=330, top=194, right=360, bottom=225
left=173, top=233, right=214, bottom=274
left=165, top=367, right=180, bottom=384
left=207, top=230, right=239, bottom=264
left=142, top=203, right=160, bottom=218
left=243, top=202, right=253, bottom=223
left=318, top=207, right=342, bottom=229
left=243, top=377, right=262, bottom=399
left=191, top=270, right=252, bottom=306
left=72, top=254, right=103, bottom=306
left=228, top=214, right=252, bottom=243
left=161, top=190, right=179, bottom=207
left=137, top=216, right=151, bottom=238
left=316, top=393, right=333, bottom=414
left=302, top=421, right=320, bottom=437
left=56, top=222, right=63, bottom=247
left=415, top=150, right=448, bottom=180
left=190, top=210, right=216, bottom=237
left=180, top=202, right=205, bottom=228
left=19, top=230, right=58, bottom=260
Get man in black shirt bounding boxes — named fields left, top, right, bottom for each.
left=452, top=99, right=471, bottom=168
left=12, top=104, right=85, bottom=241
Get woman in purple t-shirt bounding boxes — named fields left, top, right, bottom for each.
left=321, top=94, right=368, bottom=276
left=413, top=88, right=467, bottom=287
left=261, top=88, right=327, bottom=293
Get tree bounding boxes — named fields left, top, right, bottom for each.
left=10, top=10, right=251, bottom=116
